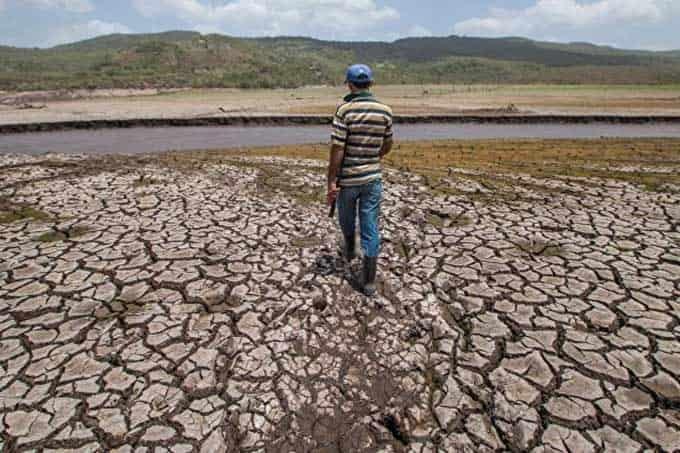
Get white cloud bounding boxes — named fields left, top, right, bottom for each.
left=45, top=19, right=131, bottom=46
left=22, top=0, right=94, bottom=13
left=453, top=0, right=677, bottom=37
left=408, top=25, right=433, bottom=38
left=640, top=42, right=679, bottom=51
left=131, top=0, right=399, bottom=39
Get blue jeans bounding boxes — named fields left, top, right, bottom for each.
left=337, top=179, right=382, bottom=258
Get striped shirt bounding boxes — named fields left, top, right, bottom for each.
left=331, top=91, right=393, bottom=187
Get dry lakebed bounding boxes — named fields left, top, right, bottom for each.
left=0, top=138, right=679, bottom=452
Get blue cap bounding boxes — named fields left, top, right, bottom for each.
left=345, top=64, right=373, bottom=84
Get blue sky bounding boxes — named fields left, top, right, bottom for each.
left=1, top=0, right=679, bottom=50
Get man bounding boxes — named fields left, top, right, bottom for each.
left=327, top=64, right=394, bottom=296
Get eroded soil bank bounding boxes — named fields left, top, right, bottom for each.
left=0, top=139, right=679, bottom=451
left=2, top=114, right=680, bottom=135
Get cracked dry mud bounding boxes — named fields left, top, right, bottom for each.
left=0, top=149, right=679, bottom=453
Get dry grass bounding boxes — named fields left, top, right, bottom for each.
left=384, top=139, right=680, bottom=192
left=0, top=206, right=50, bottom=224
left=35, top=231, right=68, bottom=242
left=166, top=138, right=680, bottom=192
left=0, top=197, right=51, bottom=224
left=384, top=138, right=680, bottom=171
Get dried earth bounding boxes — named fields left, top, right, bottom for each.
left=0, top=144, right=679, bottom=452
left=1, top=85, right=680, bottom=125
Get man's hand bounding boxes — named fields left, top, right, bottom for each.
left=379, top=137, right=393, bottom=159
left=327, top=182, right=340, bottom=207
left=327, top=143, right=344, bottom=208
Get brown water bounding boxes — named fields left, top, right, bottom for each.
left=1, top=123, right=680, bottom=155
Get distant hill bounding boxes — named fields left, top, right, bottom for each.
left=1, top=31, right=679, bottom=91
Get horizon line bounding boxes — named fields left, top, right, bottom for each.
left=1, top=30, right=678, bottom=53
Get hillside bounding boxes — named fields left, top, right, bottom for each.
left=1, top=31, right=679, bottom=90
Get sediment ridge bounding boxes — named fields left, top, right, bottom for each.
left=2, top=114, right=680, bottom=134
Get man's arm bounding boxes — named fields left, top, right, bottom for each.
left=380, top=113, right=394, bottom=159
left=328, top=107, right=348, bottom=207
left=379, top=137, right=393, bottom=159
left=327, top=143, right=344, bottom=206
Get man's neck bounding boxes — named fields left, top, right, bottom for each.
left=344, top=90, right=373, bottom=102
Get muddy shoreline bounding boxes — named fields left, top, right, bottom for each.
left=2, top=114, right=680, bottom=135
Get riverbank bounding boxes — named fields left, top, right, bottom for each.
left=2, top=114, right=680, bottom=135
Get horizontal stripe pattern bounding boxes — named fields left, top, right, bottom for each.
left=338, top=171, right=383, bottom=187
left=343, top=157, right=380, bottom=167
left=347, top=140, right=381, bottom=150
left=342, top=163, right=381, bottom=177
left=331, top=93, right=393, bottom=187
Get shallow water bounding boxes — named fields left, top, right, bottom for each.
left=2, top=123, right=680, bottom=155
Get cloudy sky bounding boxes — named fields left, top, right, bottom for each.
left=1, top=0, right=679, bottom=50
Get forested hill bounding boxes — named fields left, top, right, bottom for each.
left=1, top=31, right=679, bottom=90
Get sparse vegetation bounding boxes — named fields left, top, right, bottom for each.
left=2, top=31, right=680, bottom=91
left=0, top=198, right=51, bottom=224
left=197, top=157, right=325, bottom=206
left=450, top=214, right=473, bottom=227
left=426, top=209, right=473, bottom=228
left=159, top=138, right=680, bottom=196
left=425, top=213, right=445, bottom=228
left=515, top=238, right=566, bottom=257
left=35, top=226, right=90, bottom=242
left=36, top=231, right=67, bottom=242
left=382, top=139, right=680, bottom=191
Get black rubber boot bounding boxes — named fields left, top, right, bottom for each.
left=343, top=235, right=356, bottom=261
left=362, top=256, right=378, bottom=296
